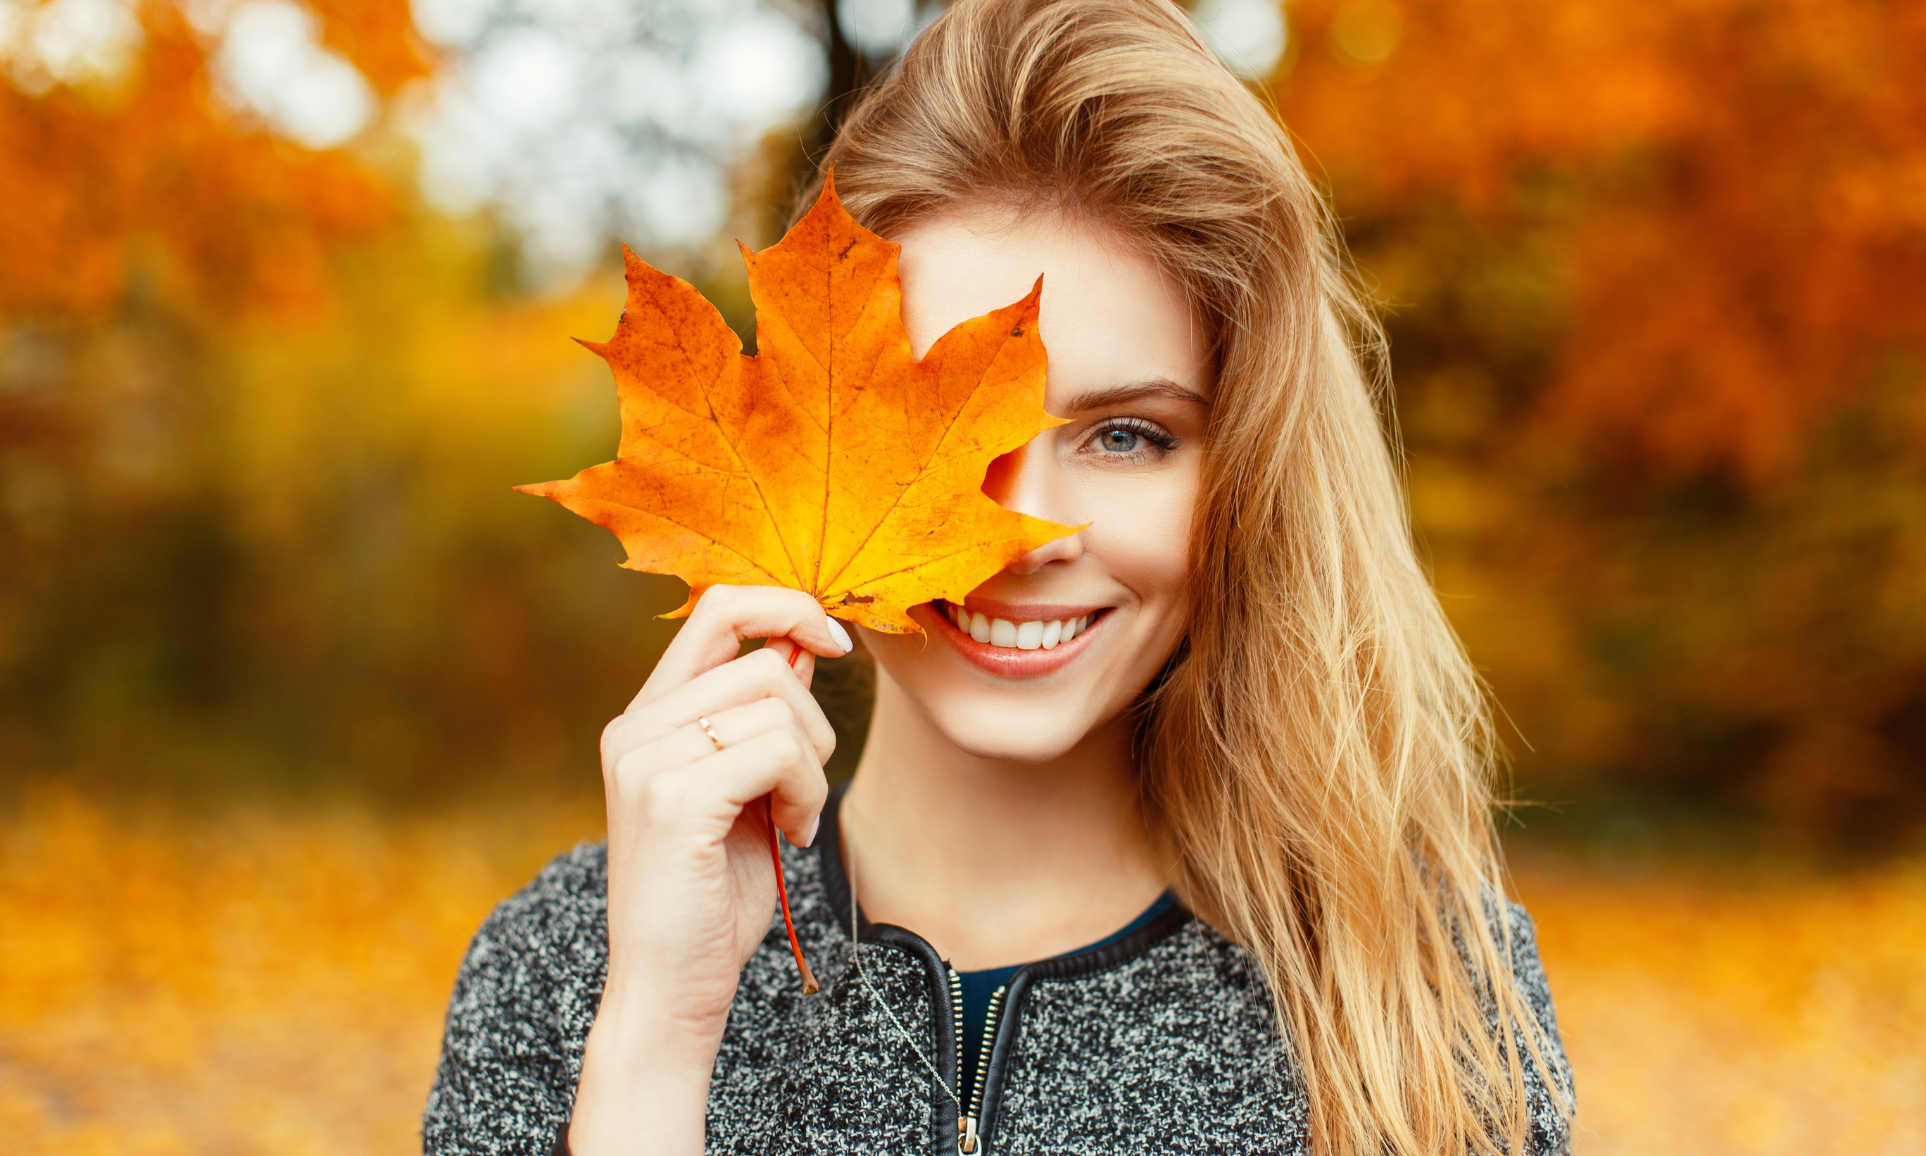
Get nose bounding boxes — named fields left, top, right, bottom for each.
left=981, top=438, right=1083, bottom=573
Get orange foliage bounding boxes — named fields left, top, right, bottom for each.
left=307, top=0, right=434, bottom=94
left=1268, top=0, right=1926, bottom=839
left=522, top=180, right=1075, bottom=635
left=0, top=0, right=425, bottom=319
left=1278, top=0, right=1926, bottom=479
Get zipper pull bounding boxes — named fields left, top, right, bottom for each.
left=959, top=1114, right=980, bottom=1154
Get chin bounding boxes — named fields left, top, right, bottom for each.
left=915, top=694, right=1103, bottom=764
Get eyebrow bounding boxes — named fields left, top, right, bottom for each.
left=1059, top=379, right=1211, bottom=413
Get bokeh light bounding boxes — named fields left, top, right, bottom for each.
left=404, top=0, right=826, bottom=274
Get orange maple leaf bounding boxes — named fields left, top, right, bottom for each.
left=517, top=177, right=1078, bottom=635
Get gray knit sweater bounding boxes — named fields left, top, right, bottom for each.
left=423, top=793, right=1574, bottom=1154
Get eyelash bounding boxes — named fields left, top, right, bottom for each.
left=1082, top=417, right=1180, bottom=461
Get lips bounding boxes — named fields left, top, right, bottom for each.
left=926, top=599, right=1109, bottom=678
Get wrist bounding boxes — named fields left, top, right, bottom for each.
left=584, top=987, right=725, bottom=1079
left=568, top=989, right=719, bottom=1156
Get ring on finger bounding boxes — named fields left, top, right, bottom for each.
left=696, top=716, right=726, bottom=752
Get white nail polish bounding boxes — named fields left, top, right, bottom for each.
left=826, top=617, right=853, bottom=653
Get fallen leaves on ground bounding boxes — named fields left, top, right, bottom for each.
left=2, top=791, right=1920, bottom=1154
left=0, top=788, right=598, bottom=1156
left=1511, top=847, right=1926, bottom=1154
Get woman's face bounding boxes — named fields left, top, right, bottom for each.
left=861, top=206, right=1213, bottom=762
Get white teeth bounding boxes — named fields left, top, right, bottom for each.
left=948, top=605, right=1100, bottom=651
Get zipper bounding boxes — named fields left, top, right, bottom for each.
left=946, top=968, right=971, bottom=1151
left=952, top=976, right=1008, bottom=1156
left=946, top=967, right=964, bottom=1089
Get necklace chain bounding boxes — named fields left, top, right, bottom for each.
left=846, top=841, right=962, bottom=1108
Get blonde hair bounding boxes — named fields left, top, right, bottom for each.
left=808, top=1, right=1567, bottom=1152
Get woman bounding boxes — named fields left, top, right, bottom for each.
left=423, top=1, right=1575, bottom=1153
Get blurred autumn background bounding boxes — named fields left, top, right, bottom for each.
left=2, top=0, right=1921, bottom=1150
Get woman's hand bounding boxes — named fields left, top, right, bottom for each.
left=567, top=585, right=852, bottom=1156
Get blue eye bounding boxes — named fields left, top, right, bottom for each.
left=1086, top=418, right=1178, bottom=460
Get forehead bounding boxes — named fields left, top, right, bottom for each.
left=893, top=207, right=1212, bottom=405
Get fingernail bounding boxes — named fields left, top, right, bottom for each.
left=801, top=813, right=821, bottom=848
left=825, top=617, right=853, bottom=654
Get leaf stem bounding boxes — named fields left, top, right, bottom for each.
left=767, top=794, right=819, bottom=995
left=770, top=641, right=819, bottom=995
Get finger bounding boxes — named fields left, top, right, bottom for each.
left=656, top=698, right=830, bottom=772
left=648, top=729, right=829, bottom=840
left=763, top=637, right=817, bottom=689
left=606, top=699, right=814, bottom=791
left=639, top=586, right=852, bottom=702
left=605, top=696, right=824, bottom=802
left=615, top=648, right=837, bottom=760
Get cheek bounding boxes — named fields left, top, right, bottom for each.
left=1080, top=468, right=1196, bottom=615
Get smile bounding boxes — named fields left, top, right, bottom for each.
left=928, top=599, right=1110, bottom=679
left=940, top=602, right=1095, bottom=650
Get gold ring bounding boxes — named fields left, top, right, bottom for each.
left=697, top=716, right=725, bottom=752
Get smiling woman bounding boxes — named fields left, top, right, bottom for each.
left=422, top=2, right=1574, bottom=1155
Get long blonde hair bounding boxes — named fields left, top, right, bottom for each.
left=809, top=1, right=1566, bottom=1152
